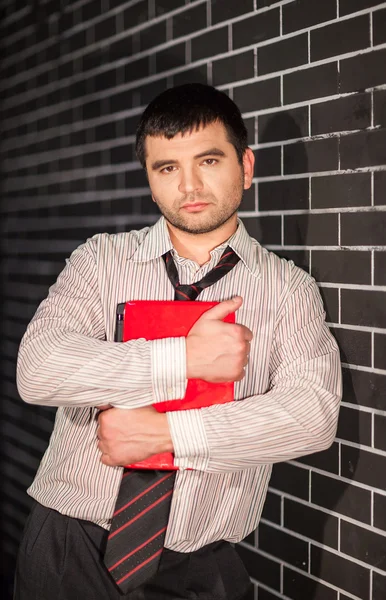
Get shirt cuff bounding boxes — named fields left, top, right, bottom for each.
left=151, top=337, right=187, bottom=403
left=167, top=409, right=210, bottom=471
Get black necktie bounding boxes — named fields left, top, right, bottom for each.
left=104, top=246, right=240, bottom=593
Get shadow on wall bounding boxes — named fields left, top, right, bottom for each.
left=253, top=112, right=360, bottom=598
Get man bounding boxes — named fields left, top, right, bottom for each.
left=14, top=83, right=342, bottom=600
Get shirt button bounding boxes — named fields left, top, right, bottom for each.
left=167, top=386, right=173, bottom=395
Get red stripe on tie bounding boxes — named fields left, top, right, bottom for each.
left=175, top=289, right=192, bottom=300
left=113, top=473, right=173, bottom=517
left=108, top=489, right=173, bottom=540
left=116, top=549, right=163, bottom=586
left=108, top=527, right=167, bottom=572
left=220, top=251, right=233, bottom=260
left=214, top=262, right=236, bottom=269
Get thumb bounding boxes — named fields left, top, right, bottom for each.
left=203, top=296, right=243, bottom=321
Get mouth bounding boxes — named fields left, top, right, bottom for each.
left=181, top=202, right=210, bottom=212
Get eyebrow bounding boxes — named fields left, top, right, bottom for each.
left=150, top=147, right=226, bottom=171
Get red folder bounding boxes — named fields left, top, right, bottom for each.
left=115, top=301, right=234, bottom=469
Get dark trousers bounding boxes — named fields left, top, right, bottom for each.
left=14, top=502, right=252, bottom=600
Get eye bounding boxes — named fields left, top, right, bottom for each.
left=202, top=158, right=218, bottom=166
left=160, top=165, right=177, bottom=174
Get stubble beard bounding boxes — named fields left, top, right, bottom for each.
left=153, top=176, right=245, bottom=235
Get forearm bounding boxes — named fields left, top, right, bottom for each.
left=17, top=328, right=186, bottom=408
left=168, top=348, right=342, bottom=472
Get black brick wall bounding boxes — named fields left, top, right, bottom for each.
left=1, top=1, right=386, bottom=599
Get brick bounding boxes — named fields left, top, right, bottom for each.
left=374, top=252, right=386, bottom=285
left=140, top=21, right=166, bottom=52
left=233, top=78, right=281, bottom=114
left=244, top=117, right=256, bottom=145
left=124, top=169, right=148, bottom=189
left=285, top=138, right=339, bottom=175
left=109, top=88, right=134, bottom=114
left=94, top=15, right=116, bottom=42
left=311, top=93, right=371, bottom=136
left=341, top=211, right=386, bottom=246
left=258, top=33, right=308, bottom=76
left=374, top=493, right=386, bottom=531
left=123, top=0, right=148, bottom=26
left=311, top=545, right=370, bottom=600
left=342, top=368, right=386, bottom=411
left=342, top=444, right=386, bottom=492
left=341, top=520, right=386, bottom=570
left=372, top=398, right=386, bottom=458
left=258, top=178, right=309, bottom=212
left=92, top=69, right=116, bottom=93
left=296, top=442, right=340, bottom=475
left=373, top=572, right=386, bottom=600
left=254, top=147, right=281, bottom=177
left=375, top=334, right=386, bottom=371
left=233, top=9, right=280, bottom=50
left=374, top=90, right=386, bottom=127
left=259, top=523, right=309, bottom=570
left=172, top=65, right=208, bottom=87
left=310, top=250, right=371, bottom=285
left=283, top=63, right=339, bottom=104
left=139, top=77, right=170, bottom=105
left=153, top=0, right=180, bottom=17
left=284, top=499, right=338, bottom=547
left=330, top=327, right=371, bottom=367
left=270, top=461, right=309, bottom=500
left=337, top=405, right=372, bottom=446
left=318, top=287, right=339, bottom=323
left=81, top=0, right=101, bottom=22
left=341, top=129, right=386, bottom=169
left=341, top=289, right=386, bottom=329
left=311, top=173, right=371, bottom=209
left=212, top=51, right=254, bottom=87
left=284, top=213, right=338, bottom=246
left=258, top=590, right=281, bottom=600
left=156, top=42, right=186, bottom=72
left=191, top=27, right=228, bottom=62
left=374, top=171, right=386, bottom=206
left=311, top=472, right=371, bottom=523
left=311, top=15, right=370, bottom=62
left=258, top=107, right=309, bottom=143
left=239, top=184, right=256, bottom=211
left=242, top=215, right=281, bottom=245
left=261, top=491, right=281, bottom=525
left=284, top=567, right=338, bottom=600
left=235, top=545, right=280, bottom=590
left=340, top=48, right=386, bottom=93
left=283, top=0, right=336, bottom=34
left=212, top=0, right=254, bottom=25
left=340, top=0, right=384, bottom=16
left=172, top=3, right=207, bottom=39
left=373, top=7, right=386, bottom=45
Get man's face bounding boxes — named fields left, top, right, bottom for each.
left=145, top=121, right=254, bottom=235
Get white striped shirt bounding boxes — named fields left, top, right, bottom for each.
left=17, top=216, right=342, bottom=551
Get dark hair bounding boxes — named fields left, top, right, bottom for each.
left=135, top=83, right=248, bottom=168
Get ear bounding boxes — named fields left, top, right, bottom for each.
left=242, top=148, right=255, bottom=190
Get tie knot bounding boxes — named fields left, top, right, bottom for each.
left=163, top=247, right=240, bottom=301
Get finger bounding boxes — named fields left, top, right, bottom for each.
left=202, top=296, right=243, bottom=321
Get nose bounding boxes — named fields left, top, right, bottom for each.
left=178, top=167, right=203, bottom=195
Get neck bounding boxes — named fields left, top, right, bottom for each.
left=166, top=215, right=238, bottom=266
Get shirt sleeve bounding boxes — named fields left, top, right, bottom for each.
left=167, top=274, right=342, bottom=472
left=16, top=239, right=187, bottom=408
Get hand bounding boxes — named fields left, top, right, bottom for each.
left=97, top=406, right=174, bottom=467
left=186, top=296, right=253, bottom=383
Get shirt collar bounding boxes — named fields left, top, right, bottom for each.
left=128, top=216, right=261, bottom=278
